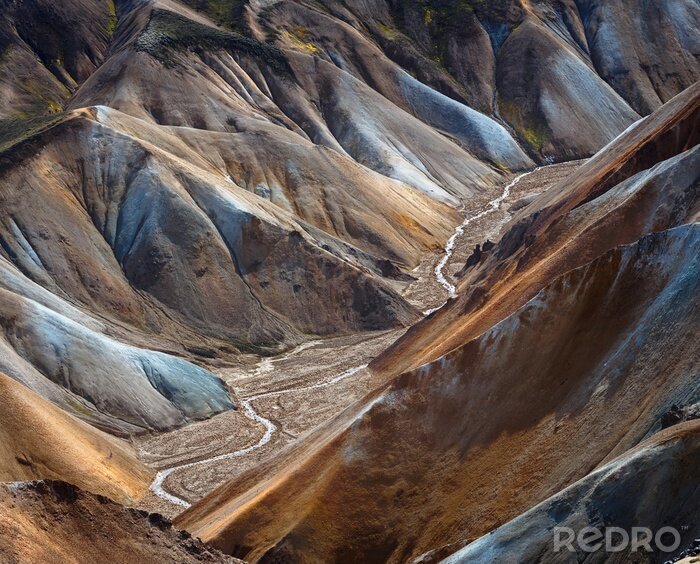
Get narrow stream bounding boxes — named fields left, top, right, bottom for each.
left=432, top=166, right=544, bottom=300
left=151, top=167, right=547, bottom=508
left=149, top=364, right=367, bottom=508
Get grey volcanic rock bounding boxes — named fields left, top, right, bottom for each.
left=661, top=403, right=700, bottom=430
left=496, top=18, right=640, bottom=160
left=396, top=69, right=532, bottom=169
left=445, top=421, right=700, bottom=564
left=0, top=262, right=234, bottom=433
left=578, top=0, right=700, bottom=115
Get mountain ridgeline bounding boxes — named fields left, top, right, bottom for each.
left=0, top=0, right=698, bottom=562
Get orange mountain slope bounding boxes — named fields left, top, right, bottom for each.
left=0, top=372, right=151, bottom=505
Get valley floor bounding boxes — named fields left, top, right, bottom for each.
left=132, top=160, right=582, bottom=518
left=403, top=161, right=583, bottom=311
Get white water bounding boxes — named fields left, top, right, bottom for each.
left=150, top=167, right=549, bottom=506
left=149, top=364, right=368, bottom=508
left=252, top=340, right=323, bottom=378
left=432, top=166, right=544, bottom=302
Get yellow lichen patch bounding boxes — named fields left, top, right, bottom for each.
left=46, top=100, right=62, bottom=113
left=492, top=160, right=510, bottom=173
left=521, top=126, right=547, bottom=151
left=377, top=23, right=400, bottom=40
left=107, top=0, right=117, bottom=36
left=283, top=29, right=321, bottom=55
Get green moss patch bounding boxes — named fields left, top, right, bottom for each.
left=0, top=113, right=65, bottom=155
left=409, top=0, right=513, bottom=65
left=498, top=97, right=549, bottom=153
left=0, top=113, right=66, bottom=170
left=107, top=0, right=117, bottom=37
left=67, top=398, right=96, bottom=418
left=377, top=23, right=401, bottom=40
left=179, top=0, right=249, bottom=32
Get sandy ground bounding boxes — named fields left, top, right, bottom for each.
left=134, top=330, right=402, bottom=516
left=403, top=161, right=583, bottom=311
left=133, top=161, right=583, bottom=518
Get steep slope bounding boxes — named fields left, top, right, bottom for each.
left=258, top=0, right=641, bottom=160
left=577, top=0, right=700, bottom=115
left=0, top=372, right=151, bottom=505
left=175, top=87, right=700, bottom=561
left=494, top=16, right=639, bottom=160
left=445, top=421, right=700, bottom=563
left=178, top=221, right=700, bottom=562
left=0, top=0, right=115, bottom=118
left=374, top=81, right=700, bottom=378
left=233, top=1, right=533, bottom=168
left=0, top=481, right=236, bottom=563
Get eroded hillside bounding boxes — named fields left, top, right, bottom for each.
left=0, top=0, right=698, bottom=562
left=176, top=85, right=700, bottom=563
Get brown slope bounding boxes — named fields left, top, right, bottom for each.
left=0, top=0, right=115, bottom=118
left=444, top=420, right=700, bottom=563
left=0, top=480, right=237, bottom=564
left=67, top=5, right=514, bottom=204
left=177, top=221, right=700, bottom=562
left=0, top=372, right=150, bottom=505
left=372, top=80, right=700, bottom=379
left=174, top=86, right=700, bottom=560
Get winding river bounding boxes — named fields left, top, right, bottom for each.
left=150, top=364, right=367, bottom=508
left=433, top=166, right=544, bottom=298
left=150, top=166, right=545, bottom=508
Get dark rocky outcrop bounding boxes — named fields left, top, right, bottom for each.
left=0, top=481, right=238, bottom=563
left=661, top=403, right=700, bottom=430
